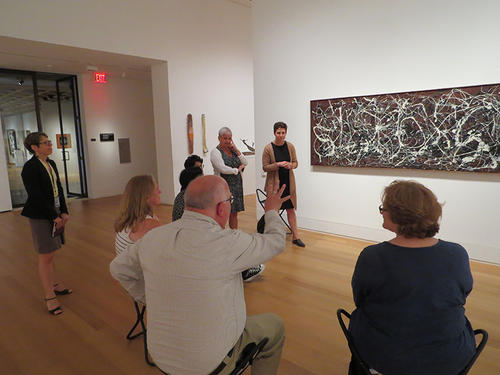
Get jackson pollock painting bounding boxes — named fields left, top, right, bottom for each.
left=310, top=84, right=500, bottom=172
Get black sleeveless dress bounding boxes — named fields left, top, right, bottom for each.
left=271, top=142, right=294, bottom=210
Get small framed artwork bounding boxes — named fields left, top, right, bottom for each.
left=56, top=134, right=72, bottom=149
left=7, top=129, right=17, bottom=155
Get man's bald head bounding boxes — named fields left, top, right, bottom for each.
left=185, top=175, right=228, bottom=210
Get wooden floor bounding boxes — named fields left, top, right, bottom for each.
left=1, top=195, right=499, bottom=374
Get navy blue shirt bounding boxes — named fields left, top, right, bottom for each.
left=350, top=240, right=475, bottom=375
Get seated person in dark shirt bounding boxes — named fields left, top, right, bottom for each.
left=349, top=180, right=475, bottom=375
left=172, top=166, right=203, bottom=221
left=184, top=154, right=203, bottom=169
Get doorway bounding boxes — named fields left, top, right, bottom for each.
left=0, top=68, right=87, bottom=208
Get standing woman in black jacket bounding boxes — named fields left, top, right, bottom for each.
left=21, top=132, right=71, bottom=315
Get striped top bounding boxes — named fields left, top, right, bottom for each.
left=114, top=215, right=155, bottom=255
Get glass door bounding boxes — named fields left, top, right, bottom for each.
left=37, top=74, right=87, bottom=198
left=0, top=68, right=88, bottom=209
left=55, top=76, right=87, bottom=197
left=0, top=70, right=39, bottom=207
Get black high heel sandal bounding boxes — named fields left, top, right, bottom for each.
left=53, top=283, right=72, bottom=295
left=45, top=296, right=63, bottom=315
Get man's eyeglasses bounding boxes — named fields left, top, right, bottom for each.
left=39, top=140, right=52, bottom=145
left=218, top=195, right=234, bottom=205
left=378, top=205, right=387, bottom=214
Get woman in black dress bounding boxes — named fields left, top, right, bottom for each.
left=262, top=122, right=304, bottom=247
left=21, top=132, right=72, bottom=315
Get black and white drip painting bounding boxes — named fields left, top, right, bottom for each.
left=310, top=84, right=500, bottom=172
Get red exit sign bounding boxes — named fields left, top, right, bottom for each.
left=94, top=72, right=107, bottom=83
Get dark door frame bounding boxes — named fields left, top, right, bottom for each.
left=0, top=67, right=88, bottom=201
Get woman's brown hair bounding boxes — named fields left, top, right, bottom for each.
left=273, top=121, right=287, bottom=133
left=382, top=180, right=442, bottom=238
left=24, top=132, right=48, bottom=154
left=114, top=175, right=156, bottom=233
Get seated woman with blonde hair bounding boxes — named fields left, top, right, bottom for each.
left=349, top=180, right=476, bottom=375
left=114, top=175, right=162, bottom=255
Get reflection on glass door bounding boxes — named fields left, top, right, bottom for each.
left=1, top=68, right=88, bottom=209
left=37, top=76, right=87, bottom=197
left=0, top=71, right=39, bottom=207
left=56, top=77, right=86, bottom=196
left=38, top=75, right=87, bottom=198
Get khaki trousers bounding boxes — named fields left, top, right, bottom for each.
left=218, top=313, right=285, bottom=375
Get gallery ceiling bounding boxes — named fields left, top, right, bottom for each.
left=0, top=82, right=73, bottom=117
left=0, top=35, right=164, bottom=117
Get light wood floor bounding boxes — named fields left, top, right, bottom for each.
left=1, top=195, right=498, bottom=374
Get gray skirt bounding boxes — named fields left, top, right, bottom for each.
left=29, top=213, right=62, bottom=254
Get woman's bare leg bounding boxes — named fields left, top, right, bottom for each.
left=286, top=209, right=299, bottom=240
left=39, top=252, right=61, bottom=313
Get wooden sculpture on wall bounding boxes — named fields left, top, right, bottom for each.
left=201, top=114, right=208, bottom=154
left=187, top=113, right=194, bottom=154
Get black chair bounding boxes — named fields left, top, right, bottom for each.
left=337, top=308, right=488, bottom=375
left=458, top=328, right=488, bottom=375
left=157, top=337, right=269, bottom=375
left=256, top=188, right=292, bottom=234
left=337, top=309, right=371, bottom=375
left=230, top=337, right=269, bottom=375
left=126, top=300, right=155, bottom=367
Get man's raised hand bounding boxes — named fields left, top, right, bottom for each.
left=265, top=180, right=290, bottom=212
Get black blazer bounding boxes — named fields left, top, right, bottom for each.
left=21, top=155, right=68, bottom=220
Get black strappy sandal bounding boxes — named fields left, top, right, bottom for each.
left=45, top=296, right=63, bottom=315
left=54, top=283, right=72, bottom=296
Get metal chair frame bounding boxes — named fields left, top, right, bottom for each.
left=157, top=337, right=269, bottom=375
left=256, top=188, right=292, bottom=234
left=337, top=309, right=371, bottom=375
left=458, top=328, right=488, bottom=375
left=230, top=337, right=269, bottom=375
left=126, top=300, right=156, bottom=367
left=337, top=308, right=488, bottom=375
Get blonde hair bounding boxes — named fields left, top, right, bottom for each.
left=114, top=175, right=156, bottom=233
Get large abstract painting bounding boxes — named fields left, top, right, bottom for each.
left=311, top=84, right=500, bottom=172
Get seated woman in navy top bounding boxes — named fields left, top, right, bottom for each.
left=349, top=180, right=475, bottom=375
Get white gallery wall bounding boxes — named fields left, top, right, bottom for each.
left=79, top=73, right=157, bottom=198
left=0, top=0, right=254, bottom=203
left=252, top=0, right=500, bottom=264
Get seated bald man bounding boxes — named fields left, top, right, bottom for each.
left=110, top=175, right=288, bottom=375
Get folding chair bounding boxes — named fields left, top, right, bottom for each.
left=230, top=337, right=269, bottom=375
left=457, top=328, right=488, bottom=375
left=157, top=337, right=269, bottom=375
left=337, top=308, right=489, bottom=375
left=126, top=300, right=156, bottom=367
left=337, top=309, right=372, bottom=375
left=256, top=188, right=292, bottom=234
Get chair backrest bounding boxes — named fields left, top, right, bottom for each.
left=336, top=309, right=372, bottom=375
left=256, top=188, right=267, bottom=207
left=230, top=337, right=269, bottom=375
left=337, top=308, right=488, bottom=375
left=457, top=329, right=488, bottom=375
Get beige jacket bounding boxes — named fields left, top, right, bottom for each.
left=262, top=142, right=298, bottom=209
left=110, top=210, right=286, bottom=375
